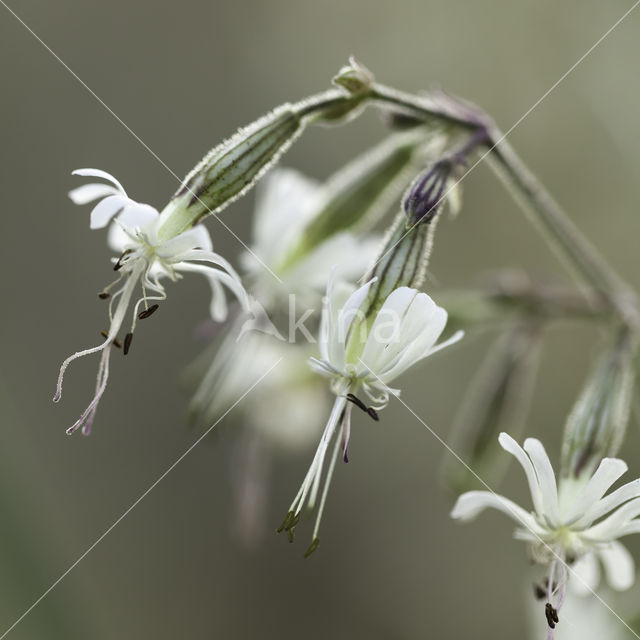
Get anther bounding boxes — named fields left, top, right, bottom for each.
left=100, top=331, right=121, bottom=348
left=366, top=407, right=379, bottom=421
left=98, top=292, right=110, bottom=300
left=123, top=332, right=133, bottom=355
left=545, top=603, right=559, bottom=629
left=346, top=393, right=379, bottom=421
left=113, top=248, right=133, bottom=271
left=277, top=511, right=295, bottom=533
left=304, top=538, right=320, bottom=558
left=138, top=304, right=159, bottom=320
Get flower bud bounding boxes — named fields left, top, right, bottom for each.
left=157, top=105, right=305, bottom=240
left=157, top=61, right=376, bottom=241
left=361, top=212, right=433, bottom=320
left=332, top=56, right=374, bottom=95
left=560, top=330, right=635, bottom=479
left=403, top=158, right=460, bottom=224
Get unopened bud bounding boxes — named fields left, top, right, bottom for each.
left=560, top=330, right=635, bottom=479
left=403, top=159, right=458, bottom=224
left=157, top=63, right=376, bottom=241
left=332, top=57, right=374, bottom=95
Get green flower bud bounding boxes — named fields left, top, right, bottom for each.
left=560, top=330, right=635, bottom=479
left=157, top=61, right=376, bottom=241
left=360, top=211, right=434, bottom=322
left=332, top=56, right=374, bottom=95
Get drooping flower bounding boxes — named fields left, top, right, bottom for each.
left=278, top=275, right=463, bottom=555
left=451, top=432, right=640, bottom=635
left=54, top=169, right=249, bottom=435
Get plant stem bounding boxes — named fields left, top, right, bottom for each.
left=369, top=82, right=639, bottom=329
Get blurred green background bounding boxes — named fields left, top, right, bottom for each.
left=1, top=1, right=640, bottom=638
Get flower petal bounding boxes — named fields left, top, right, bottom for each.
left=117, top=202, right=159, bottom=230
left=158, top=225, right=213, bottom=257
left=359, top=287, right=420, bottom=375
left=69, top=183, right=119, bottom=205
left=570, top=552, right=600, bottom=595
left=498, top=433, right=545, bottom=517
left=598, top=541, right=634, bottom=591
left=89, top=194, right=130, bottom=229
left=566, top=458, right=628, bottom=526
left=579, top=478, right=640, bottom=527
left=451, top=490, right=545, bottom=535
left=72, top=168, right=125, bottom=194
left=583, top=497, right=640, bottom=542
left=335, top=277, right=375, bottom=366
left=524, top=438, right=560, bottom=525
left=174, top=254, right=249, bottom=317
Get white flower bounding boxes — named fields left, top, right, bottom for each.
left=278, top=276, right=463, bottom=555
left=452, top=433, right=640, bottom=590
left=240, top=168, right=380, bottom=306
left=54, top=168, right=249, bottom=435
left=309, top=275, right=464, bottom=409
left=452, top=432, right=640, bottom=635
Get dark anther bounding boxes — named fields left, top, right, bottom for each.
left=138, top=304, right=159, bottom=320
left=545, top=603, right=559, bottom=629
left=123, top=332, right=133, bottom=355
left=346, top=393, right=379, bottom=421
left=100, top=331, right=121, bottom=348
left=304, top=538, right=320, bottom=558
left=346, top=393, right=367, bottom=412
left=533, top=584, right=546, bottom=600
left=366, top=407, right=379, bottom=421
left=113, top=249, right=133, bottom=271
left=98, top=292, right=110, bottom=300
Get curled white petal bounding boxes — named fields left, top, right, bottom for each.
left=69, top=183, right=119, bottom=204
left=72, top=168, right=125, bottom=193
left=90, top=194, right=131, bottom=229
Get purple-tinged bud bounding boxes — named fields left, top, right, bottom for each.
left=403, top=159, right=457, bottom=224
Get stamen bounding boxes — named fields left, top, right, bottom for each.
left=277, top=511, right=296, bottom=533
left=123, top=332, right=133, bottom=355
left=98, top=292, right=111, bottom=300
left=304, top=538, right=320, bottom=558
left=138, top=304, right=159, bottom=319
left=366, top=407, right=379, bottom=421
left=346, top=392, right=380, bottom=421
left=346, top=393, right=367, bottom=412
left=544, top=603, right=559, bottom=629
left=113, top=248, right=134, bottom=271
